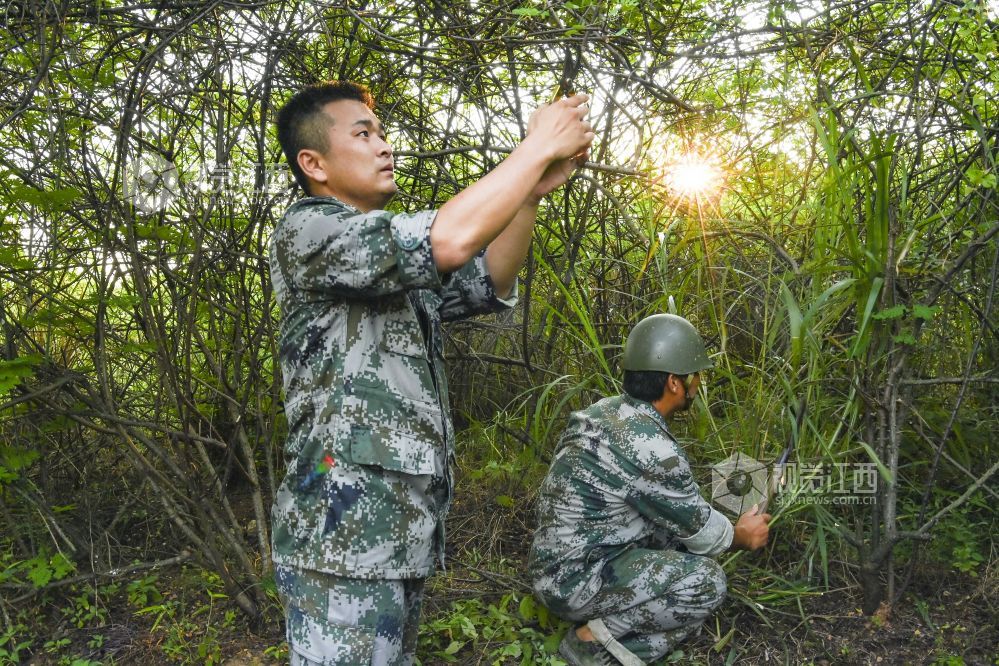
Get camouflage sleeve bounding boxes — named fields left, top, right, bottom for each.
left=271, top=202, right=442, bottom=299
left=437, top=251, right=518, bottom=322
left=678, top=506, right=733, bottom=556
left=627, top=454, right=733, bottom=557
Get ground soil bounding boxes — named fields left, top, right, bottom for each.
left=11, top=482, right=996, bottom=666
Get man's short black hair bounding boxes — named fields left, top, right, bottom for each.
left=623, top=370, right=687, bottom=403
left=276, top=81, right=375, bottom=194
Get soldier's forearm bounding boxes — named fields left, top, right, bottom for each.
left=485, top=202, right=538, bottom=298
left=430, top=137, right=550, bottom=273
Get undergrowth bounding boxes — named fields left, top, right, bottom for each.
left=0, top=564, right=286, bottom=665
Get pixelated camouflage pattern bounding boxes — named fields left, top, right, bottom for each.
left=269, top=195, right=515, bottom=578
left=275, top=564, right=424, bottom=665
left=529, top=394, right=733, bottom=613
left=570, top=548, right=726, bottom=663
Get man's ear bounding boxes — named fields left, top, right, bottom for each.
left=666, top=374, right=681, bottom=394
left=659, top=375, right=677, bottom=403
left=297, top=149, right=327, bottom=187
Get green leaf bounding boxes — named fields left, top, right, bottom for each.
left=135, top=224, right=158, bottom=239
left=0, top=447, right=39, bottom=485
left=495, top=495, right=514, bottom=508
left=911, top=304, right=940, bottom=320
left=0, top=356, right=43, bottom=397
left=50, top=553, right=75, bottom=580
left=779, top=281, right=803, bottom=365
left=499, top=642, right=522, bottom=658
left=858, top=442, right=894, bottom=485
left=27, top=559, right=53, bottom=588
left=966, top=165, right=997, bottom=189
left=9, top=184, right=81, bottom=211
left=892, top=333, right=916, bottom=345
left=0, top=247, right=33, bottom=270
left=458, top=615, right=477, bottom=639
left=443, top=640, right=463, bottom=655
left=518, top=595, right=536, bottom=621
left=851, top=277, right=884, bottom=358
left=121, top=341, right=159, bottom=353
left=536, top=602, right=551, bottom=628
left=872, top=305, right=906, bottom=320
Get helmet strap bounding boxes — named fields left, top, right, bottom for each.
left=677, top=374, right=696, bottom=409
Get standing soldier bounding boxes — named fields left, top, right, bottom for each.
left=529, top=314, right=771, bottom=666
left=268, top=81, right=593, bottom=664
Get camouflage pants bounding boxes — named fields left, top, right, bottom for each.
left=549, top=548, right=726, bottom=663
left=275, top=565, right=424, bottom=665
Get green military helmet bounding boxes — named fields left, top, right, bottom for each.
left=622, top=313, right=713, bottom=375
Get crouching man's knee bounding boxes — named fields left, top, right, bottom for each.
left=679, top=556, right=728, bottom=618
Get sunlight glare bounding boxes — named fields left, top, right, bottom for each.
left=661, top=153, right=725, bottom=202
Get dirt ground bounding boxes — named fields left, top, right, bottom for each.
left=12, top=484, right=997, bottom=665
left=38, top=557, right=989, bottom=666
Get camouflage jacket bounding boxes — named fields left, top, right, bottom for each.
left=528, top=394, right=733, bottom=608
left=269, top=196, right=516, bottom=579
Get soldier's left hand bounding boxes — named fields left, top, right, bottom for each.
left=732, top=506, right=771, bottom=551
left=530, top=152, right=588, bottom=201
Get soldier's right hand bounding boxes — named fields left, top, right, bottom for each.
left=526, top=93, right=595, bottom=163
left=732, top=506, right=771, bottom=551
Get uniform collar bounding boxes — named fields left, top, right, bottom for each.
left=295, top=194, right=360, bottom=214
left=620, top=393, right=674, bottom=437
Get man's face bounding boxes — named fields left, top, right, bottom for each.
left=305, top=99, right=397, bottom=211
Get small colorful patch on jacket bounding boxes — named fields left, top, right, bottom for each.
left=297, top=455, right=336, bottom=491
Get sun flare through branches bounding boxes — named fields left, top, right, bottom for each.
left=663, top=153, right=725, bottom=201
left=647, top=138, right=728, bottom=207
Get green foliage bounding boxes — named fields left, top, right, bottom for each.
left=128, top=567, right=234, bottom=664
left=0, top=355, right=42, bottom=398
left=43, top=637, right=72, bottom=653
left=0, top=624, right=32, bottom=665
left=0, top=0, right=995, bottom=652
left=29, top=552, right=75, bottom=587
left=930, top=503, right=990, bottom=577
left=263, top=642, right=289, bottom=661
left=127, top=573, right=163, bottom=607
left=61, top=583, right=116, bottom=628
left=418, top=592, right=568, bottom=665
left=162, top=619, right=222, bottom=665
left=0, top=551, right=76, bottom=589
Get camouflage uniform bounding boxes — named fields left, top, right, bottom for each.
left=529, top=394, right=732, bottom=663
left=269, top=196, right=516, bottom=664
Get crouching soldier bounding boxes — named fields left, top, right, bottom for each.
left=528, top=314, right=771, bottom=666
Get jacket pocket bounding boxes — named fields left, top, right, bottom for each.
left=348, top=423, right=436, bottom=476
left=342, top=383, right=442, bottom=476
left=287, top=607, right=375, bottom=664
left=380, top=299, right=427, bottom=358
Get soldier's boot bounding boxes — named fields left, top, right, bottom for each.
left=559, top=620, right=646, bottom=666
